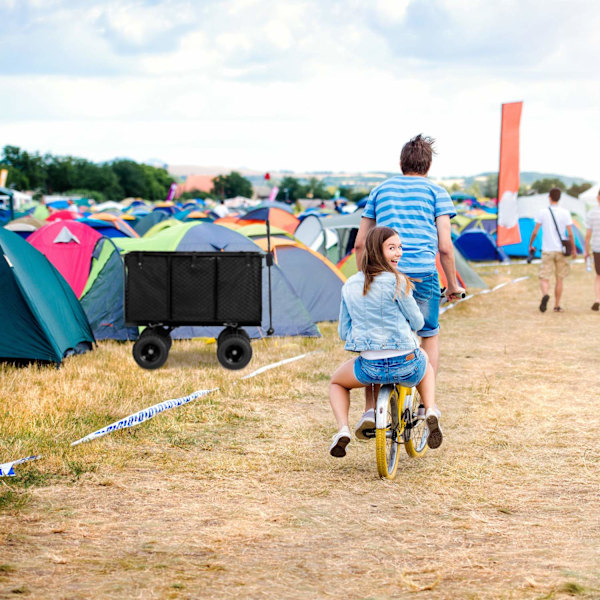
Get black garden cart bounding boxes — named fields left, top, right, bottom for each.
left=124, top=250, right=270, bottom=370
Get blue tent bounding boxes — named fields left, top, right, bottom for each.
left=454, top=230, right=509, bottom=262
left=0, top=228, right=95, bottom=364
left=270, top=244, right=344, bottom=322
left=171, top=225, right=319, bottom=338
left=501, top=218, right=542, bottom=258
left=134, top=211, right=170, bottom=236
left=77, top=217, right=136, bottom=238
left=79, top=239, right=138, bottom=341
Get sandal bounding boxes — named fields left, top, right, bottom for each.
left=554, top=306, right=564, bottom=312
left=539, top=294, right=550, bottom=312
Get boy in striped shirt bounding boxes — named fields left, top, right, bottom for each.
left=353, top=135, right=464, bottom=438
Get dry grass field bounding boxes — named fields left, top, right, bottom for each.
left=1, top=261, right=599, bottom=599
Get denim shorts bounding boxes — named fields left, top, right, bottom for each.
left=353, top=348, right=427, bottom=387
left=410, top=271, right=440, bottom=338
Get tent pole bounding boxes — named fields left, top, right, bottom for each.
left=266, top=218, right=274, bottom=335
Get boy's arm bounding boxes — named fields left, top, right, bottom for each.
left=585, top=229, right=592, bottom=258
left=436, top=215, right=464, bottom=296
left=354, top=217, right=376, bottom=269
left=529, top=223, right=541, bottom=250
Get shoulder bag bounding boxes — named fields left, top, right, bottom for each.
left=548, top=207, right=571, bottom=256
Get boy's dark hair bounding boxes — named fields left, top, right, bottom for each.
left=549, top=188, right=562, bottom=202
left=400, top=134, right=436, bottom=175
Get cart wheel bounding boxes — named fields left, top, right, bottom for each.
left=217, top=333, right=252, bottom=370
left=140, top=327, right=172, bottom=350
left=132, top=333, right=169, bottom=370
left=157, top=328, right=172, bottom=350
left=217, top=327, right=250, bottom=346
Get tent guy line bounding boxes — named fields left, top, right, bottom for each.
left=1, top=351, right=321, bottom=477
left=440, top=276, right=530, bottom=315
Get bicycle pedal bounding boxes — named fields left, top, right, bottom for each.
left=362, top=428, right=376, bottom=439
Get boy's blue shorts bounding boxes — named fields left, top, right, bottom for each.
left=354, top=348, right=427, bottom=387
left=409, top=271, right=440, bottom=338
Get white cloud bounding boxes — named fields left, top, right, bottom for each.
left=0, top=0, right=599, bottom=181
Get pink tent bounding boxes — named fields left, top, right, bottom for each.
left=46, top=209, right=79, bottom=222
left=27, top=221, right=102, bottom=298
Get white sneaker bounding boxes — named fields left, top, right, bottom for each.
left=329, top=426, right=352, bottom=457
left=354, top=409, right=376, bottom=440
left=425, top=408, right=443, bottom=449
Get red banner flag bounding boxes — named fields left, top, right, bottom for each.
left=497, top=101, right=523, bottom=246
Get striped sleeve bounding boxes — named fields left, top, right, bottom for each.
left=362, top=185, right=379, bottom=220
left=434, top=187, right=456, bottom=219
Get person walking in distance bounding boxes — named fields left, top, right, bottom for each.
left=584, top=189, right=600, bottom=311
left=352, top=134, right=464, bottom=438
left=528, top=187, right=577, bottom=313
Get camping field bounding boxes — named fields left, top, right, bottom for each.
left=1, top=261, right=599, bottom=599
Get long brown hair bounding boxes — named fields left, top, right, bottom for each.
left=361, top=226, right=413, bottom=297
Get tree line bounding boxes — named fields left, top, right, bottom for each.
left=0, top=146, right=173, bottom=203
left=448, top=174, right=592, bottom=199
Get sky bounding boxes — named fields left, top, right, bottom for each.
left=1, top=0, right=599, bottom=181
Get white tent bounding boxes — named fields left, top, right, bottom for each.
left=579, top=183, right=599, bottom=209
left=517, top=192, right=587, bottom=221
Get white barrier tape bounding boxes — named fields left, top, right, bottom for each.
left=0, top=455, right=42, bottom=477
left=440, top=276, right=529, bottom=315
left=473, top=258, right=585, bottom=268
left=70, top=351, right=319, bottom=446
left=71, top=388, right=218, bottom=446
left=239, top=351, right=321, bottom=380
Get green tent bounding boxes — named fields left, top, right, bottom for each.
left=0, top=228, right=95, bottom=364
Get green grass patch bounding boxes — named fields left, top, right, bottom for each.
left=0, top=488, right=30, bottom=512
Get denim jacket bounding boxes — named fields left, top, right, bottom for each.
left=338, top=271, right=424, bottom=352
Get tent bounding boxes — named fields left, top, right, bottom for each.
left=0, top=228, right=95, bottom=364
left=233, top=206, right=299, bottom=234
left=253, top=238, right=346, bottom=322
left=27, top=221, right=103, bottom=297
left=46, top=209, right=79, bottom=222
left=82, top=223, right=320, bottom=340
left=336, top=246, right=487, bottom=289
left=458, top=213, right=497, bottom=235
left=134, top=210, right=171, bottom=236
left=320, top=210, right=363, bottom=263
left=454, top=230, right=510, bottom=262
left=77, top=217, right=138, bottom=238
left=579, top=183, right=599, bottom=209
left=517, top=193, right=586, bottom=222
left=227, top=223, right=293, bottom=240
left=80, top=238, right=138, bottom=341
left=452, top=250, right=488, bottom=289
left=501, top=217, right=542, bottom=258
left=4, top=216, right=45, bottom=239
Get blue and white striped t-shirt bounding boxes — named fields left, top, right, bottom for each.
left=363, top=175, right=456, bottom=274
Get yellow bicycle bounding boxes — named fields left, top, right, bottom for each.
left=371, top=384, right=429, bottom=479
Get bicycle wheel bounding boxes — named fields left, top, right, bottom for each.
left=375, top=384, right=402, bottom=479
left=402, top=387, right=429, bottom=457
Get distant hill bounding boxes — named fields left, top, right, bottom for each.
left=167, top=164, right=592, bottom=190
left=450, top=172, right=590, bottom=187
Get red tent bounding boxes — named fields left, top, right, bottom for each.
left=27, top=221, right=102, bottom=297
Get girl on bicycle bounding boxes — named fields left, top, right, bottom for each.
left=329, top=226, right=441, bottom=457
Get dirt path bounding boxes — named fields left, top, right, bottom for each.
left=1, top=263, right=599, bottom=599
